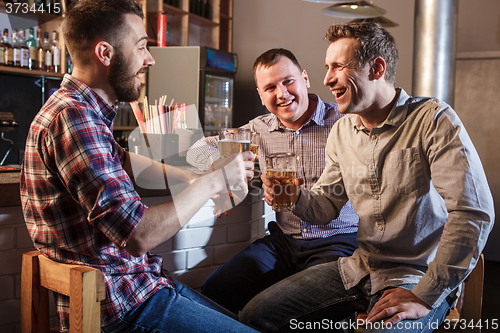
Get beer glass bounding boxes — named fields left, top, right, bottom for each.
left=266, top=153, right=297, bottom=212
left=250, top=132, right=260, bottom=158
left=218, top=128, right=252, bottom=158
left=218, top=128, right=252, bottom=192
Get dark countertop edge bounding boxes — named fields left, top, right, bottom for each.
left=0, top=165, right=262, bottom=208
left=0, top=171, right=174, bottom=207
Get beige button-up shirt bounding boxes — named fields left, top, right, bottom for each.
left=294, top=88, right=494, bottom=308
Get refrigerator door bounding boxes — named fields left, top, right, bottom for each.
left=201, top=72, right=234, bottom=136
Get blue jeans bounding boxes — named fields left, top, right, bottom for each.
left=239, top=260, right=452, bottom=333
left=201, top=222, right=358, bottom=314
left=101, top=279, right=258, bottom=333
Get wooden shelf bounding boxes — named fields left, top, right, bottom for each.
left=188, top=12, right=218, bottom=26
left=113, top=126, right=137, bottom=131
left=163, top=3, right=187, bottom=15
left=146, top=0, right=232, bottom=52
left=0, top=1, right=68, bottom=76
left=0, top=66, right=64, bottom=79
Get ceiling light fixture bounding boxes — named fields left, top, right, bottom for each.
left=302, top=0, right=348, bottom=3
left=322, top=1, right=386, bottom=19
left=350, top=16, right=399, bottom=28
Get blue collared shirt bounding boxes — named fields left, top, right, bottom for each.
left=187, top=93, right=359, bottom=239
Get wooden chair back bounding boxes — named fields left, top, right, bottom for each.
left=21, top=250, right=105, bottom=333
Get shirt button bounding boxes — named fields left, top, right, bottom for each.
left=296, top=155, right=301, bottom=161
left=368, top=164, right=373, bottom=169
left=378, top=225, right=384, bottom=231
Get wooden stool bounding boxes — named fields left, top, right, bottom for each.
left=21, top=250, right=106, bottom=333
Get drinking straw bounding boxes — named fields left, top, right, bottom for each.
left=181, top=103, right=187, bottom=129
left=160, top=105, right=167, bottom=134
left=130, top=101, right=147, bottom=133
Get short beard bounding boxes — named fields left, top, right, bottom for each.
left=107, top=50, right=141, bottom=102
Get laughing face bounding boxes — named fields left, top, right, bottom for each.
left=323, top=38, right=373, bottom=116
left=108, top=14, right=154, bottom=102
left=255, top=56, right=312, bottom=130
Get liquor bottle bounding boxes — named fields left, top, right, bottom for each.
left=43, top=31, right=53, bottom=72
left=3, top=29, right=14, bottom=66
left=12, top=29, right=21, bottom=67
left=0, top=31, right=5, bottom=66
left=204, top=0, right=211, bottom=19
left=25, top=28, right=37, bottom=70
left=66, top=49, right=73, bottom=74
left=166, top=23, right=171, bottom=44
left=36, top=28, right=45, bottom=71
left=18, top=29, right=29, bottom=69
left=51, top=31, right=61, bottom=73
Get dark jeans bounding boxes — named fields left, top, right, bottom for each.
left=239, top=260, right=452, bottom=333
left=201, top=221, right=358, bottom=314
left=101, top=279, right=258, bottom=333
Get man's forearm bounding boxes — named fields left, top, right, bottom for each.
left=124, top=151, right=200, bottom=186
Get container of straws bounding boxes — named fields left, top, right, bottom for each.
left=129, top=96, right=188, bottom=163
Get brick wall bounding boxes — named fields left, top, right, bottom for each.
left=0, top=186, right=274, bottom=332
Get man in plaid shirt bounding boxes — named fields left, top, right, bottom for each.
left=20, top=0, right=257, bottom=332
left=186, top=49, right=359, bottom=315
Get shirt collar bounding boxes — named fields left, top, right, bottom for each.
left=61, top=74, right=116, bottom=129
left=353, top=88, right=410, bottom=132
left=268, top=93, right=327, bottom=132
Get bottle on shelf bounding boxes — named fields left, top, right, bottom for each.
left=204, top=0, right=211, bottom=19
left=18, top=29, right=29, bottom=69
left=167, top=23, right=171, bottom=44
left=12, top=29, right=21, bottom=67
left=51, top=31, right=61, bottom=73
left=26, top=28, right=37, bottom=70
left=0, top=30, right=5, bottom=66
left=3, top=29, right=14, bottom=66
left=66, top=49, right=73, bottom=74
left=43, top=31, right=53, bottom=72
left=36, top=27, right=45, bottom=71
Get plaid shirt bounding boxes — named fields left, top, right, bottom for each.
left=20, top=75, right=175, bottom=330
left=187, top=94, right=358, bottom=239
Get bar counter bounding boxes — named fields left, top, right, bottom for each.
left=0, top=171, right=22, bottom=207
left=0, top=170, right=176, bottom=207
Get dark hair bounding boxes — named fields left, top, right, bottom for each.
left=253, top=48, right=302, bottom=82
left=324, top=22, right=398, bottom=84
left=62, top=0, right=144, bottom=66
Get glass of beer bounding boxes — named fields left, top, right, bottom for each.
left=218, top=128, right=252, bottom=158
left=218, top=128, right=252, bottom=190
left=266, top=153, right=297, bottom=212
left=250, top=132, right=260, bottom=158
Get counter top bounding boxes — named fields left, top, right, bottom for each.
left=0, top=171, right=21, bottom=207
left=0, top=163, right=206, bottom=207
left=0, top=170, right=175, bottom=207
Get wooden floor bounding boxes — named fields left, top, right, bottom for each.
left=482, top=260, right=500, bottom=333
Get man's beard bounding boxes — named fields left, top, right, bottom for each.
left=107, top=50, right=141, bottom=102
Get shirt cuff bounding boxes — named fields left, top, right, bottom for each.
left=411, top=273, right=455, bottom=309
